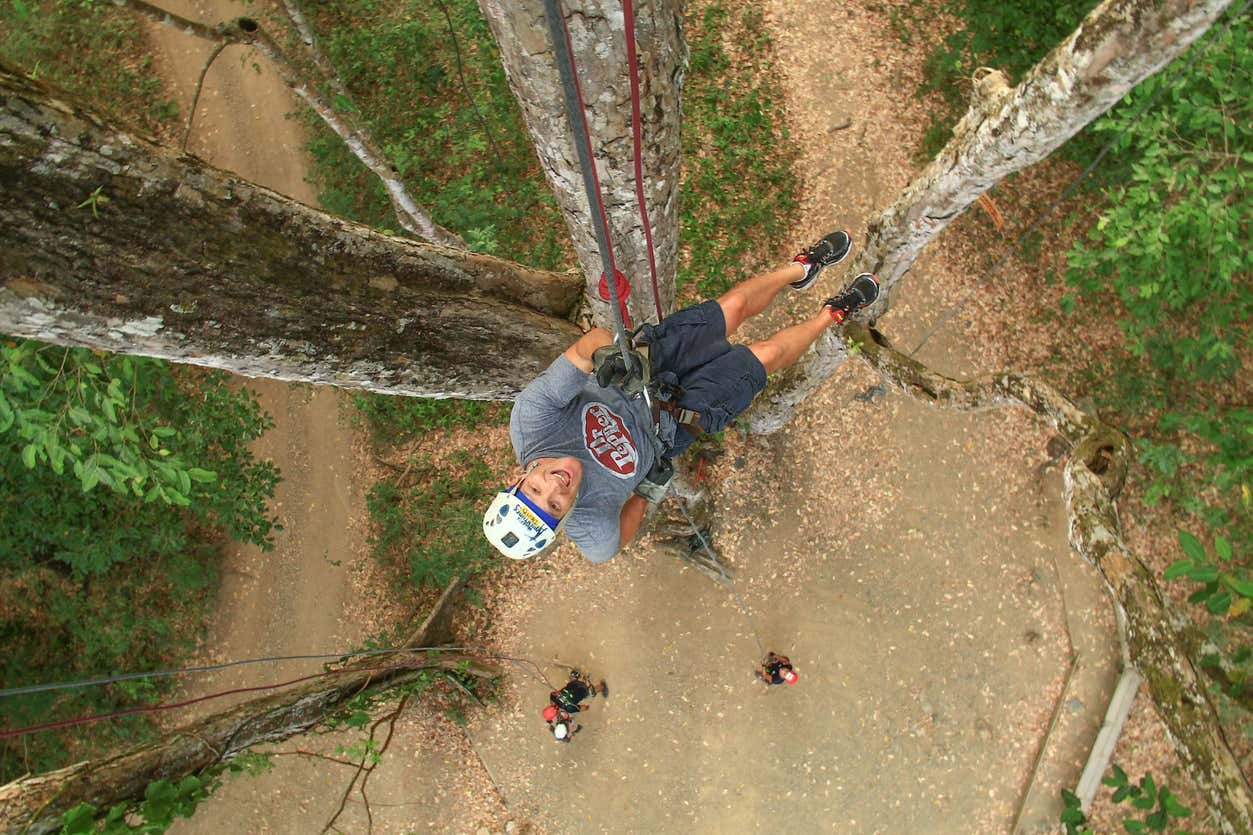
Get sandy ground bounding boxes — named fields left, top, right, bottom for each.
left=134, top=0, right=1146, bottom=832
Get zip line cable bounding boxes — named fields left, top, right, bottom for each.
left=0, top=649, right=559, bottom=739
left=908, top=0, right=1249, bottom=357
left=0, top=662, right=430, bottom=741
left=0, top=646, right=563, bottom=701
left=0, top=645, right=483, bottom=699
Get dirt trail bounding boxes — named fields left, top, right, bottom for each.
left=140, top=4, right=488, bottom=832
left=137, top=0, right=1124, bottom=832
left=142, top=0, right=365, bottom=721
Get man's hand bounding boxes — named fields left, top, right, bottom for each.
left=563, top=327, right=615, bottom=373
left=592, top=345, right=648, bottom=394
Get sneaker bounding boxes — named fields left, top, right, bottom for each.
left=599, top=680, right=609, bottom=699
left=790, top=230, right=852, bottom=291
left=823, top=273, right=880, bottom=322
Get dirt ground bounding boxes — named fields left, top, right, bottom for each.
left=132, top=0, right=1195, bottom=832
left=142, top=0, right=370, bottom=739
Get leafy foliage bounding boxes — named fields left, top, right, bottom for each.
left=1062, top=767, right=1197, bottom=835
left=680, top=0, right=800, bottom=297
left=1, top=343, right=280, bottom=568
left=352, top=392, right=508, bottom=443
left=0, top=342, right=279, bottom=783
left=1063, top=11, right=1251, bottom=545
left=59, top=753, right=273, bottom=834
left=1165, top=529, right=1249, bottom=617
left=366, top=452, right=495, bottom=589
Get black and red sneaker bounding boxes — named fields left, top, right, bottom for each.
left=790, top=230, right=852, bottom=291
left=823, top=273, right=880, bottom=322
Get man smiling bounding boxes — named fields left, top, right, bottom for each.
left=484, top=231, right=878, bottom=562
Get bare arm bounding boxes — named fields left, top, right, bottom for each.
left=618, top=494, right=649, bottom=550
left=562, top=327, right=615, bottom=373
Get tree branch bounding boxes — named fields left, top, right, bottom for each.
left=1, top=66, right=582, bottom=399
left=844, top=321, right=1253, bottom=835
left=114, top=0, right=466, bottom=248
left=181, top=41, right=227, bottom=151
left=746, top=0, right=1234, bottom=433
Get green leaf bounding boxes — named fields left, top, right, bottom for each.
left=0, top=390, right=13, bottom=433
left=1186, top=564, right=1219, bottom=583
left=1178, top=530, right=1206, bottom=561
left=1207, top=591, right=1232, bottom=615
left=187, top=467, right=218, bottom=483
left=1215, top=535, right=1232, bottom=561
left=1124, top=820, right=1147, bottom=834
left=1163, top=560, right=1192, bottom=580
left=345, top=710, right=371, bottom=729
left=1161, top=789, right=1191, bottom=817
left=1223, top=578, right=1253, bottom=599
left=20, top=443, right=37, bottom=469
left=60, top=803, right=99, bottom=835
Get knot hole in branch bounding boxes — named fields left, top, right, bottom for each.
left=1086, top=444, right=1114, bottom=476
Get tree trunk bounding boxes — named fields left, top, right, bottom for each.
left=0, top=580, right=492, bottom=835
left=747, top=0, right=1233, bottom=433
left=478, top=0, right=685, bottom=326
left=845, top=322, right=1253, bottom=835
left=0, top=66, right=582, bottom=400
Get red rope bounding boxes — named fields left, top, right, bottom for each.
left=621, top=0, right=664, bottom=322
left=557, top=9, right=632, bottom=329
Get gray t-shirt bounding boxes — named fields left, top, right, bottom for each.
left=510, top=355, right=656, bottom=562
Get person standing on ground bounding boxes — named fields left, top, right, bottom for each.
left=483, top=231, right=880, bottom=562
left=550, top=671, right=607, bottom=714
left=756, top=652, right=798, bottom=686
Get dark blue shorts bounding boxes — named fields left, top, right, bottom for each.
left=638, top=301, right=767, bottom=457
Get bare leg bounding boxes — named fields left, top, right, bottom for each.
left=748, top=311, right=833, bottom=374
left=717, top=263, right=804, bottom=337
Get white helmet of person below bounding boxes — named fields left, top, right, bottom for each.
left=482, top=461, right=578, bottom=560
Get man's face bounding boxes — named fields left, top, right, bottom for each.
left=518, top=456, right=583, bottom=519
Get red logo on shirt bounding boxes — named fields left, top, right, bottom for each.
left=582, top=403, right=637, bottom=478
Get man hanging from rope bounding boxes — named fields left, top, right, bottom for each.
left=483, top=231, right=879, bottom=562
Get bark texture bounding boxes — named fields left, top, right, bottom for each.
left=845, top=323, right=1253, bottom=835
left=114, top=0, right=466, bottom=248
left=747, top=0, right=1233, bottom=433
left=0, top=580, right=486, bottom=835
left=0, top=66, right=582, bottom=400
left=478, top=0, right=685, bottom=326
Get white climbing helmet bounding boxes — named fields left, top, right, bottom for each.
left=482, top=473, right=572, bottom=560
left=552, top=721, right=569, bottom=740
